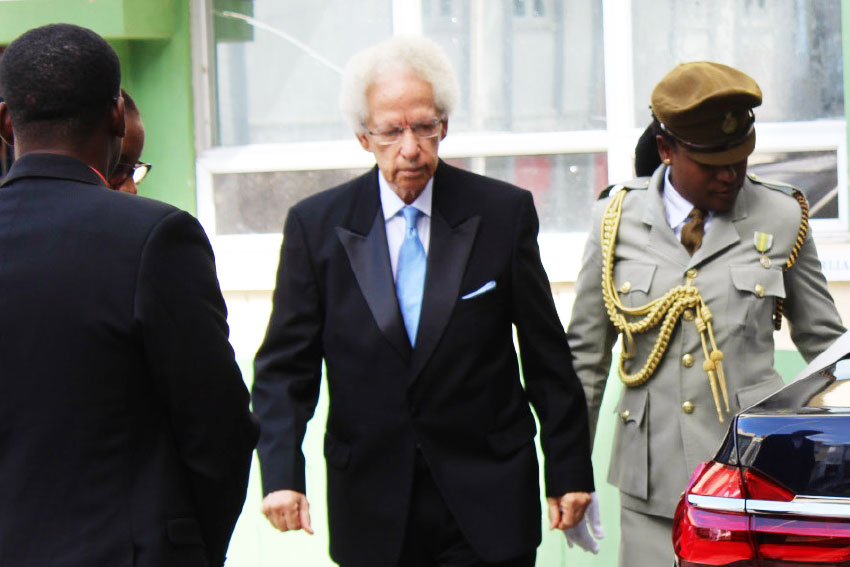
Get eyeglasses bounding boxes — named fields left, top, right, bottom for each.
left=362, top=117, right=444, bottom=146
left=109, top=160, right=151, bottom=188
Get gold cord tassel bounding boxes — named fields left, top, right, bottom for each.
left=600, top=188, right=730, bottom=420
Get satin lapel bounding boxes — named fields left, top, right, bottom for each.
left=410, top=208, right=480, bottom=380
left=336, top=174, right=411, bottom=361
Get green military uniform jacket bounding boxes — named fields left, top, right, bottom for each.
left=566, top=164, right=845, bottom=518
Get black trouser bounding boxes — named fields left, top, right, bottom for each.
left=395, top=450, right=537, bottom=567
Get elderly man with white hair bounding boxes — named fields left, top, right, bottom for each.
left=252, top=35, right=597, bottom=567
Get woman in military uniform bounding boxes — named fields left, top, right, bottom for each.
left=566, top=61, right=845, bottom=566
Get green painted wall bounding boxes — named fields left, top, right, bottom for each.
left=0, top=0, right=196, bottom=213
left=124, top=3, right=197, bottom=213
left=0, top=0, right=176, bottom=42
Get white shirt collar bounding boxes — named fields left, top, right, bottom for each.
left=663, top=167, right=701, bottom=230
left=379, top=170, right=433, bottom=221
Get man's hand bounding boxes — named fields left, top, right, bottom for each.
left=562, top=492, right=605, bottom=553
left=261, top=490, right=313, bottom=534
left=547, top=491, right=591, bottom=530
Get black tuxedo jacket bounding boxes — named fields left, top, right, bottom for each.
left=254, top=161, right=593, bottom=565
left=0, top=154, right=258, bottom=567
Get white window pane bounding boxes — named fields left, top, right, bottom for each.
left=213, top=168, right=369, bottom=234
left=631, top=0, right=843, bottom=126
left=749, top=150, right=838, bottom=219
left=483, top=153, right=608, bottom=233
left=214, top=1, right=392, bottom=145
left=424, top=0, right=606, bottom=132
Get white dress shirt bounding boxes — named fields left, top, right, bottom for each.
left=379, top=171, right=432, bottom=280
left=663, top=168, right=714, bottom=238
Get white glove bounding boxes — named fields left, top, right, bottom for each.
left=563, top=492, right=604, bottom=554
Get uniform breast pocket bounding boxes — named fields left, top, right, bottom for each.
left=612, top=261, right=657, bottom=307
left=728, top=266, right=786, bottom=337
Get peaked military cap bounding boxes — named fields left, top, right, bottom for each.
left=651, top=61, right=762, bottom=165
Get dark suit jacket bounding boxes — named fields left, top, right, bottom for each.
left=0, top=154, right=259, bottom=567
left=253, top=161, right=593, bottom=566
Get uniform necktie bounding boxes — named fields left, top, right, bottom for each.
left=396, top=206, right=426, bottom=345
left=681, top=207, right=706, bottom=255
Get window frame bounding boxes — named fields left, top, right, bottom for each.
left=191, top=0, right=850, bottom=290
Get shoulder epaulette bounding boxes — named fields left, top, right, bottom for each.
left=747, top=173, right=798, bottom=197
left=597, top=176, right=651, bottom=200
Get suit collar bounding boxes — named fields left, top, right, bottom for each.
left=431, top=160, right=481, bottom=228
left=337, top=160, right=481, bottom=371
left=337, top=212, right=412, bottom=360
left=642, top=166, right=749, bottom=266
left=343, top=167, right=383, bottom=235
left=346, top=161, right=475, bottom=232
left=1, top=153, right=106, bottom=188
left=691, top=178, right=750, bottom=264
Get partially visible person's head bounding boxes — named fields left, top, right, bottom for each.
left=634, top=123, right=662, bottom=177
left=108, top=89, right=147, bottom=194
left=651, top=61, right=762, bottom=212
left=0, top=24, right=123, bottom=171
left=340, top=36, right=458, bottom=204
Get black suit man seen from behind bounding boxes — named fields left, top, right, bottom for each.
left=253, top=35, right=595, bottom=567
left=0, top=24, right=258, bottom=567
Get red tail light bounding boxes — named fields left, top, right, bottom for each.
left=752, top=516, right=850, bottom=565
left=676, top=461, right=850, bottom=566
left=742, top=468, right=794, bottom=502
left=745, top=469, right=850, bottom=565
left=673, top=461, right=757, bottom=567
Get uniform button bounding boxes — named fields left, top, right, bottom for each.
left=754, top=284, right=766, bottom=297
left=682, top=401, right=695, bottom=414
left=620, top=409, right=630, bottom=422
left=682, top=354, right=695, bottom=368
left=686, top=268, right=698, bottom=279
left=619, top=281, right=632, bottom=293
left=683, top=309, right=695, bottom=321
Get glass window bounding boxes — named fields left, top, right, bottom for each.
left=213, top=0, right=392, bottom=145
left=213, top=0, right=609, bottom=142
left=749, top=150, right=839, bottom=219
left=631, top=0, right=844, bottom=126
left=212, top=167, right=369, bottom=234
left=483, top=153, right=608, bottom=233
left=424, top=0, right=606, bottom=133
left=197, top=0, right=845, bottom=252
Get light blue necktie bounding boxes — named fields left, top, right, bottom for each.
left=396, top=206, right=426, bottom=345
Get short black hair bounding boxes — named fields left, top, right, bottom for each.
left=0, top=23, right=120, bottom=127
left=634, top=121, right=663, bottom=177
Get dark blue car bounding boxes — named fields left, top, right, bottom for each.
left=674, top=333, right=850, bottom=566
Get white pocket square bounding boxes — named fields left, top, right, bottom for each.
left=461, top=280, right=497, bottom=300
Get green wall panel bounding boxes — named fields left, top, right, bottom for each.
left=0, top=0, right=196, bottom=213
left=126, top=2, right=196, bottom=213
left=0, top=0, right=176, bottom=43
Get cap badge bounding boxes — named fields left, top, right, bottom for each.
left=722, top=112, right=738, bottom=134
left=753, top=231, right=773, bottom=268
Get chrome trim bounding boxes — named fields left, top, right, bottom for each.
left=687, top=494, right=746, bottom=513
left=747, top=496, right=850, bottom=519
